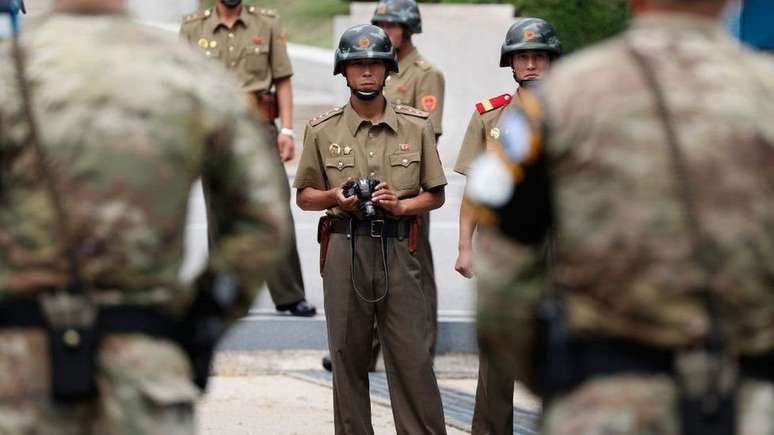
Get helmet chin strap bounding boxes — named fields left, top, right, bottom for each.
left=346, top=78, right=385, bottom=101
left=513, top=71, right=541, bottom=89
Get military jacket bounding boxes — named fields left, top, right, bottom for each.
left=478, top=13, right=774, bottom=355
left=384, top=47, right=445, bottom=136
left=0, top=13, right=289, bottom=314
left=180, top=5, right=293, bottom=93
left=294, top=100, right=447, bottom=217
left=454, top=92, right=519, bottom=175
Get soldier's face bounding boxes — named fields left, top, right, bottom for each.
left=345, top=60, right=388, bottom=91
left=376, top=22, right=405, bottom=49
left=511, top=51, right=551, bottom=81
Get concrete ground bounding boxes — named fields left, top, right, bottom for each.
left=199, top=351, right=541, bottom=435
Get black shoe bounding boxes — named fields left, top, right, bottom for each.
left=276, top=299, right=317, bottom=317
left=322, top=355, right=332, bottom=372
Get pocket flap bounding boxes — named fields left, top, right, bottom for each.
left=389, top=152, right=421, bottom=168
left=138, top=376, right=199, bottom=406
left=325, top=156, right=355, bottom=171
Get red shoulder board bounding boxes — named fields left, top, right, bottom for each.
left=475, top=93, right=513, bottom=114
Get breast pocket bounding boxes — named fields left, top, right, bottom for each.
left=389, top=152, right=421, bottom=190
left=324, top=156, right=356, bottom=188
left=244, top=46, right=270, bottom=79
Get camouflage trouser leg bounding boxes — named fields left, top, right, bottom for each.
left=0, top=330, right=197, bottom=435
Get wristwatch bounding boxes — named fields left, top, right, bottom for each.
left=280, top=127, right=295, bottom=138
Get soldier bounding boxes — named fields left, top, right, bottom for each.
left=453, top=17, right=561, bottom=435
left=321, top=0, right=447, bottom=373
left=469, top=0, right=774, bottom=434
left=0, top=0, right=289, bottom=432
left=180, top=0, right=316, bottom=317
left=295, top=24, right=448, bottom=435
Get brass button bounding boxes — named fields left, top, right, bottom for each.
left=254, top=47, right=261, bottom=53
left=369, top=152, right=375, bottom=158
left=370, top=172, right=376, bottom=177
left=230, top=61, right=237, bottom=67
left=402, top=158, right=409, bottom=165
left=396, top=105, right=402, bottom=110
left=63, top=329, right=81, bottom=348
left=204, top=9, right=211, bottom=17
left=229, top=46, right=235, bottom=52
left=228, top=33, right=234, bottom=39
left=205, top=50, right=212, bottom=57
left=337, top=161, right=344, bottom=169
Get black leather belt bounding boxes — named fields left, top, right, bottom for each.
left=0, top=298, right=181, bottom=342
left=330, top=218, right=412, bottom=239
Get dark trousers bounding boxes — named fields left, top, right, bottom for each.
left=471, top=351, right=517, bottom=435
left=323, top=234, right=447, bottom=435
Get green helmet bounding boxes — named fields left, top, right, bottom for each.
left=500, top=18, right=562, bottom=67
left=371, top=0, right=422, bottom=35
left=334, top=24, right=398, bottom=76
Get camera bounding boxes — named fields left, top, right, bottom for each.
left=343, top=176, right=380, bottom=218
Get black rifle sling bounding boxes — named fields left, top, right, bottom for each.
left=625, top=39, right=735, bottom=435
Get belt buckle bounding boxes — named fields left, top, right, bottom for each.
left=370, top=220, right=384, bottom=238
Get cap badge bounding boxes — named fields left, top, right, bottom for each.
left=490, top=128, right=501, bottom=140
left=358, top=38, right=371, bottom=48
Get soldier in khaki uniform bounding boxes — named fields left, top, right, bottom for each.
left=374, top=0, right=445, bottom=365
left=295, top=24, right=448, bottom=435
left=470, top=0, right=774, bottom=434
left=180, top=0, right=315, bottom=317
left=0, top=0, right=289, bottom=432
left=454, top=18, right=561, bottom=435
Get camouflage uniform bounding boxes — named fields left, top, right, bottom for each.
left=473, top=12, right=774, bottom=435
left=0, top=11, right=289, bottom=434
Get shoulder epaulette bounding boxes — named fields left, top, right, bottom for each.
left=310, top=106, right=344, bottom=127
left=246, top=5, right=277, bottom=17
left=182, top=9, right=211, bottom=24
left=394, top=104, right=429, bottom=119
left=475, top=93, right=513, bottom=114
left=414, top=58, right=432, bottom=72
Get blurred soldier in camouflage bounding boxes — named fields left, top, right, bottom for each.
left=470, top=0, right=774, bottom=434
left=0, top=0, right=289, bottom=433
left=454, top=17, right=561, bottom=435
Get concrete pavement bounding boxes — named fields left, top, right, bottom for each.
left=200, top=351, right=542, bottom=435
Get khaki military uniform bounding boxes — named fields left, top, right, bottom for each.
left=381, top=47, right=445, bottom=358
left=294, top=101, right=448, bottom=435
left=0, top=12, right=288, bottom=434
left=180, top=6, right=306, bottom=308
left=475, top=13, right=774, bottom=435
left=454, top=91, right=520, bottom=435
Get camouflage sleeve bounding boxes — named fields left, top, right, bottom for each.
left=416, top=68, right=445, bottom=136
left=201, top=111, right=291, bottom=321
left=269, top=16, right=293, bottom=81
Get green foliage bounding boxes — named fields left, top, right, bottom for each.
left=199, top=0, right=630, bottom=52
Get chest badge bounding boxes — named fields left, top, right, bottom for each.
left=329, top=143, right=341, bottom=157
left=253, top=36, right=264, bottom=45
left=197, top=38, right=209, bottom=49
left=209, top=40, right=218, bottom=49
left=343, top=146, right=353, bottom=156
left=421, top=95, right=438, bottom=112
left=399, top=143, right=411, bottom=152
left=489, top=128, right=501, bottom=140
left=396, top=84, right=407, bottom=94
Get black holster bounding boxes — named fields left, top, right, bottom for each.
left=532, top=297, right=574, bottom=400
left=675, top=349, right=737, bottom=435
left=47, top=324, right=99, bottom=402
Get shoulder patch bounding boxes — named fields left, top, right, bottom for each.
left=394, top=104, right=430, bottom=119
left=475, top=93, right=513, bottom=115
left=310, top=106, right=344, bottom=127
left=182, top=9, right=211, bottom=24
left=414, top=58, right=432, bottom=72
